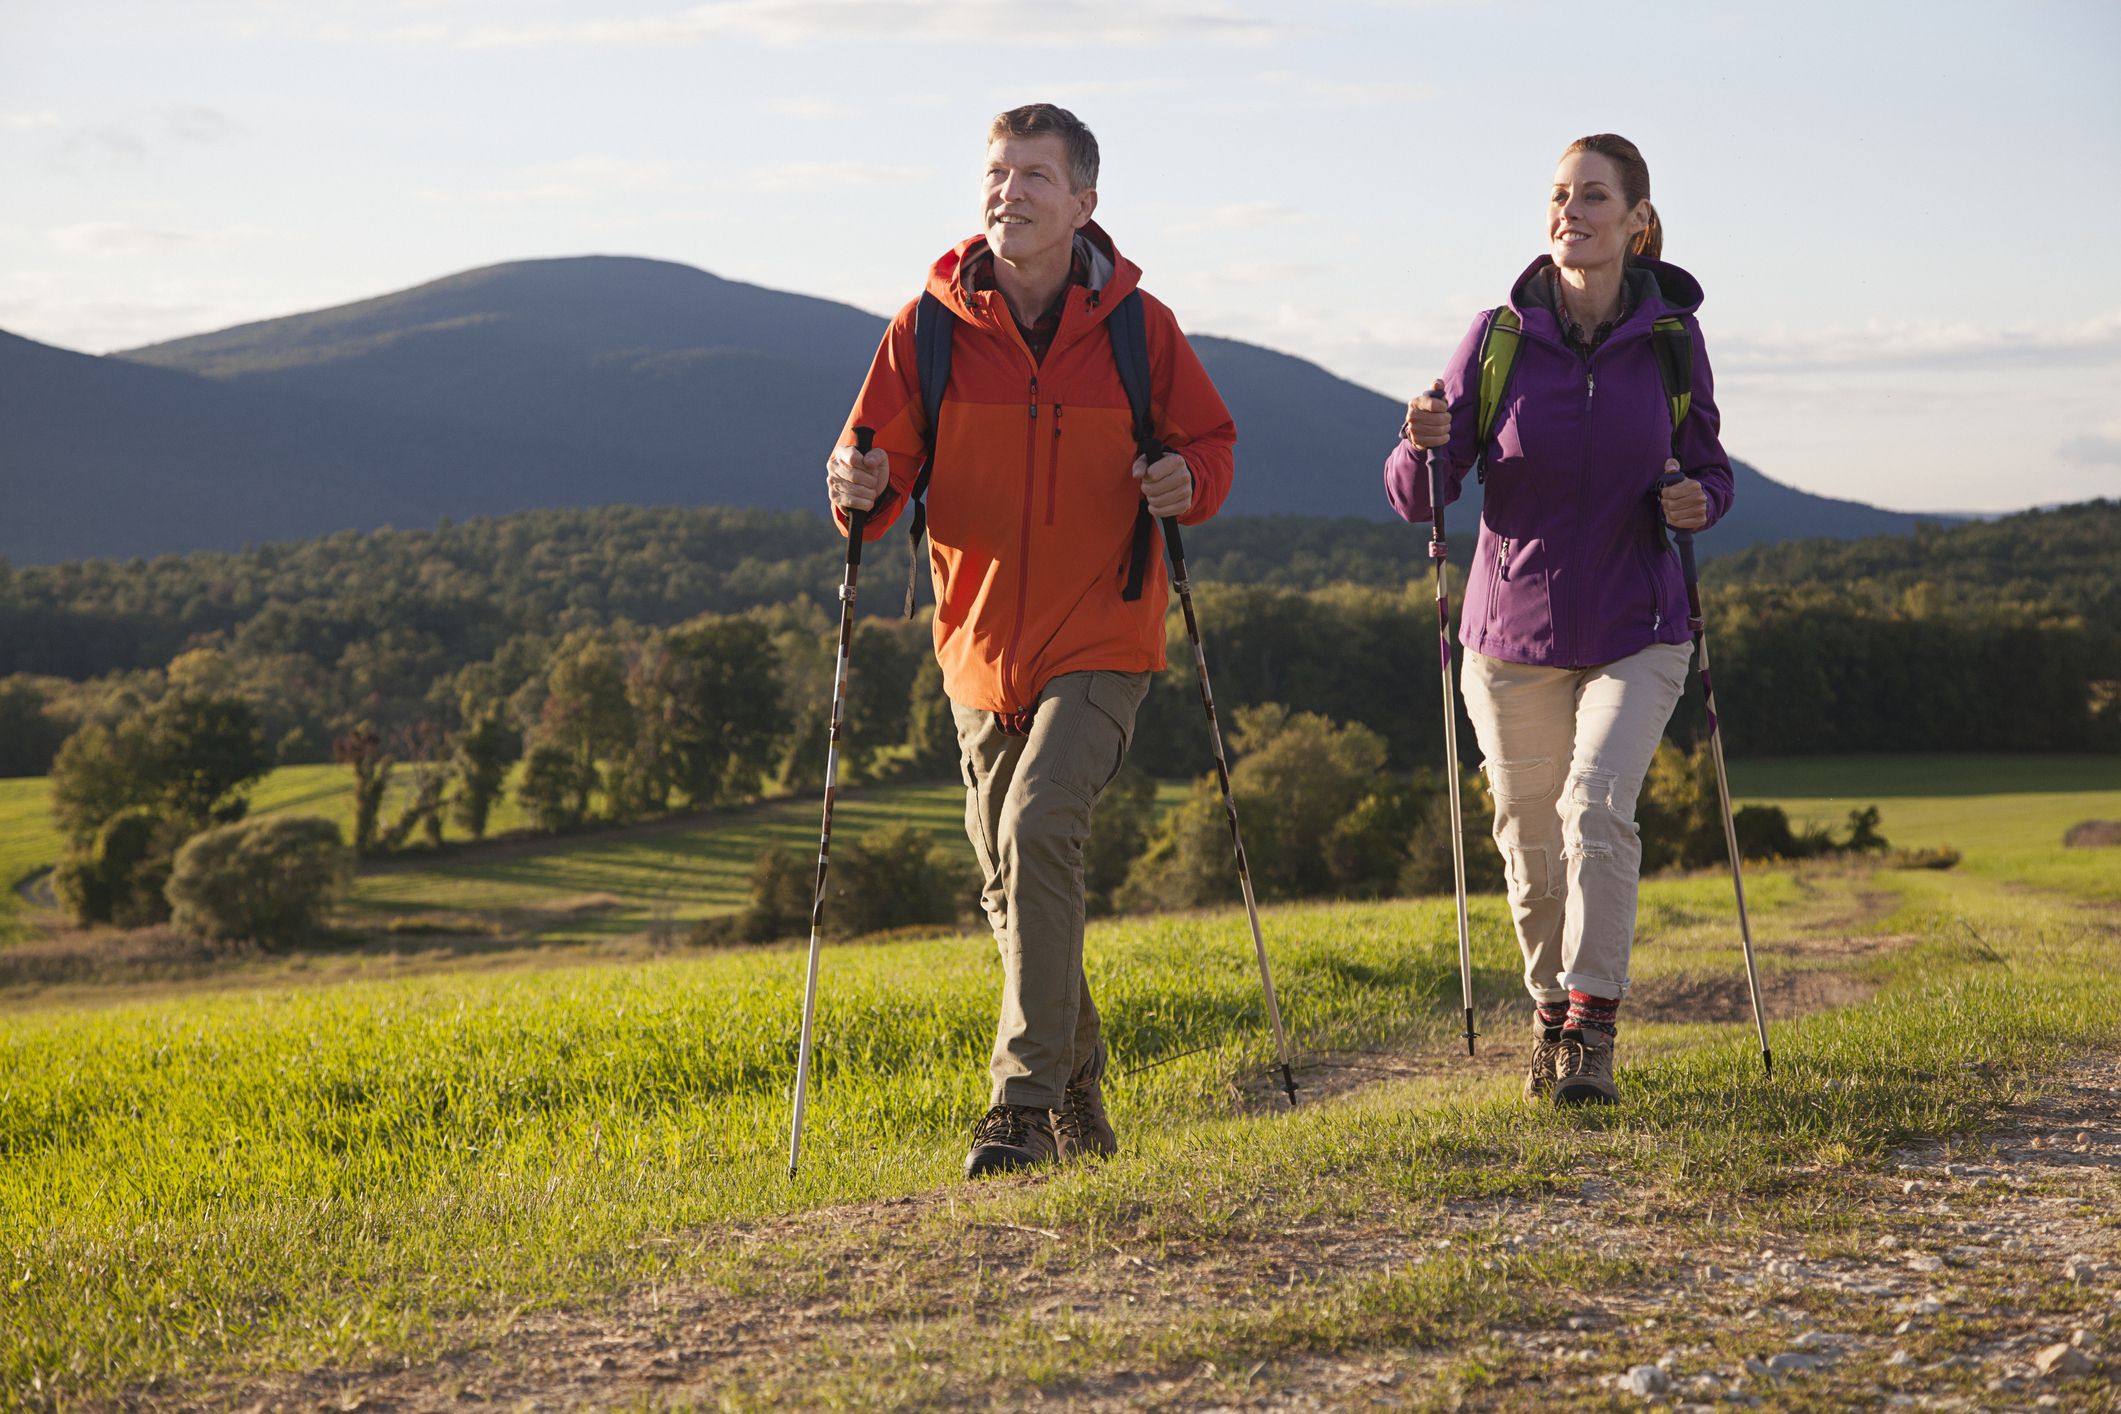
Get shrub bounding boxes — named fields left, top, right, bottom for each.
left=1397, top=769, right=1506, bottom=897
left=827, top=825, right=970, bottom=938
left=165, top=815, right=351, bottom=948
left=52, top=806, right=180, bottom=927
left=1083, top=765, right=1156, bottom=915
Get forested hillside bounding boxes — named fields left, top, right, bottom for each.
left=1707, top=499, right=2120, bottom=630
left=1, top=499, right=2113, bottom=783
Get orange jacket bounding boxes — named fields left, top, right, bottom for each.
left=836, top=224, right=1237, bottom=715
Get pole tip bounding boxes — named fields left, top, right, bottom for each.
left=1761, top=1048, right=1773, bottom=1078
left=1465, top=1008, right=1478, bottom=1056
left=1280, top=1063, right=1299, bottom=1110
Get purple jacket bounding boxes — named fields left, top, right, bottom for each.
left=1385, top=256, right=1733, bottom=669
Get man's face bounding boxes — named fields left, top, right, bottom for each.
left=981, top=133, right=1096, bottom=266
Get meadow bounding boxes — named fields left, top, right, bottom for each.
left=2, top=754, right=2117, bottom=1405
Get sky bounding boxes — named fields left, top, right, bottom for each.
left=4, top=0, right=2118, bottom=515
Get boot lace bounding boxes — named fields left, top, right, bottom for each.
left=1054, top=1077, right=1099, bottom=1143
left=972, top=1104, right=1037, bottom=1147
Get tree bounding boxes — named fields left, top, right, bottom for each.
left=450, top=704, right=519, bottom=840
left=1083, top=766, right=1157, bottom=916
left=659, top=617, right=784, bottom=807
left=141, top=694, right=271, bottom=830
left=377, top=721, right=449, bottom=851
left=903, top=657, right=960, bottom=778
left=333, top=723, right=395, bottom=857
left=52, top=806, right=181, bottom=927
left=533, top=632, right=632, bottom=820
left=517, top=744, right=595, bottom=833
left=166, top=815, right=351, bottom=949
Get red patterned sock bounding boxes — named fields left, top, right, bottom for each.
left=1534, top=1000, right=1570, bottom=1035
left=1565, top=990, right=1620, bottom=1038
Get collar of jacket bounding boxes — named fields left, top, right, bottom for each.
left=1504, top=253, right=1705, bottom=349
left=927, top=220, right=1138, bottom=332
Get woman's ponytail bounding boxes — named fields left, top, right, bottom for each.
left=1631, top=203, right=1663, bottom=261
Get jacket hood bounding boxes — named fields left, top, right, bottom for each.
left=1507, top=254, right=1705, bottom=333
left=926, top=220, right=1139, bottom=325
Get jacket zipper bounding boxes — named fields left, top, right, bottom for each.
left=1003, top=373, right=1038, bottom=705
left=1497, top=536, right=1511, bottom=582
left=1046, top=403, right=1063, bottom=525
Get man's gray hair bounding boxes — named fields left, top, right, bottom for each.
left=989, top=104, right=1099, bottom=192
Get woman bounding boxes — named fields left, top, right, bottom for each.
left=1384, top=133, right=1733, bottom=1106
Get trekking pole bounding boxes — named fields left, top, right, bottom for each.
left=1146, top=440, right=1299, bottom=1109
left=1659, top=471, right=1772, bottom=1077
left=789, top=426, right=875, bottom=1176
left=1420, top=382, right=1479, bottom=1057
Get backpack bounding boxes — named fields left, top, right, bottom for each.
left=895, top=288, right=1159, bottom=617
left=1470, top=305, right=1693, bottom=482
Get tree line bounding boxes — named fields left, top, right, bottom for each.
left=5, top=501, right=2115, bottom=786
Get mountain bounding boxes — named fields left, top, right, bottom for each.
left=0, top=256, right=1955, bottom=564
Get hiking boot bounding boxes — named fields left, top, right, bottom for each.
left=963, top=1103, right=1058, bottom=1179
left=1052, top=1045, right=1118, bottom=1162
left=1523, top=1023, right=1566, bottom=1104
left=1553, top=1029, right=1619, bottom=1106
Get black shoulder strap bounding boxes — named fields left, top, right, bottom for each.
left=903, top=291, right=955, bottom=618
left=1649, top=315, right=1693, bottom=437
left=1106, top=291, right=1158, bottom=602
left=1647, top=314, right=1694, bottom=552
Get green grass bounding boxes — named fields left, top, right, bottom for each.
left=2, top=757, right=2118, bottom=1401
left=1730, top=751, right=2121, bottom=898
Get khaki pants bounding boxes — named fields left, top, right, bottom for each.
left=1459, top=643, right=1692, bottom=1003
left=952, top=670, right=1151, bottom=1109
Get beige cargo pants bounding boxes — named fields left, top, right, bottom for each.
left=1459, top=643, right=1693, bottom=1004
left=952, top=669, right=1151, bottom=1110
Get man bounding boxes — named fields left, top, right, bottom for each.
left=826, top=103, right=1236, bottom=1178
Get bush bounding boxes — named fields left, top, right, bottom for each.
left=1083, top=765, right=1156, bottom=916
left=165, top=815, right=351, bottom=948
left=827, top=826, right=970, bottom=938
left=51, top=806, right=180, bottom=927
left=1397, top=770, right=1506, bottom=897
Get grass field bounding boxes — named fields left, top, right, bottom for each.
left=3, top=757, right=2118, bottom=1404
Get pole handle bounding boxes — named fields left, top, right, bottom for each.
left=1419, top=380, right=1450, bottom=550
left=845, top=426, right=875, bottom=568
left=1656, top=468, right=1699, bottom=587
left=1138, top=437, right=1188, bottom=566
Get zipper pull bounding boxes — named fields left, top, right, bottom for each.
left=1029, top=375, right=1039, bottom=417
left=1498, top=536, right=1511, bottom=581
left=1586, top=371, right=1597, bottom=406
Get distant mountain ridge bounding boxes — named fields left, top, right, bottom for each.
left=0, top=255, right=1958, bottom=564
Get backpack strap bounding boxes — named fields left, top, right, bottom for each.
left=1648, top=314, right=1694, bottom=551
left=1649, top=315, right=1692, bottom=432
left=902, top=290, right=955, bottom=618
left=1105, top=290, right=1158, bottom=603
left=1472, top=306, right=1524, bottom=484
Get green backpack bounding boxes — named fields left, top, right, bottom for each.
left=1471, top=306, right=1693, bottom=481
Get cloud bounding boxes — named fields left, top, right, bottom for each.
left=428, top=157, right=683, bottom=207
left=1245, top=69, right=1440, bottom=108
left=378, top=1, right=1306, bottom=49
left=2058, top=422, right=2121, bottom=466
left=47, top=221, right=270, bottom=255
left=54, top=126, right=149, bottom=167
left=165, top=106, right=240, bottom=143
left=764, top=97, right=852, bottom=121
left=1, top=111, right=62, bottom=130
left=1721, top=310, right=2121, bottom=374
left=1165, top=200, right=1309, bottom=236
left=750, top=160, right=931, bottom=192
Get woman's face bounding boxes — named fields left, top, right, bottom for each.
left=1549, top=150, right=1650, bottom=272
